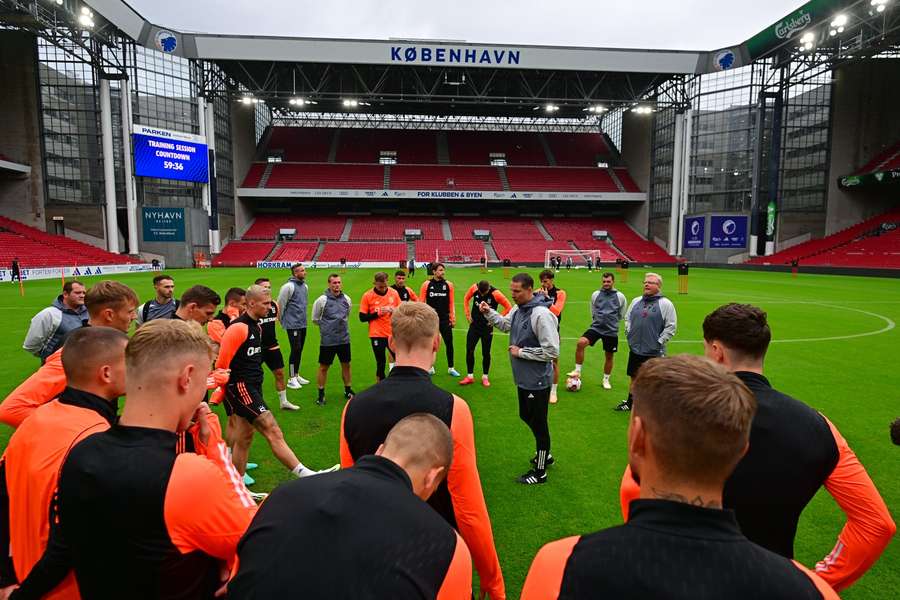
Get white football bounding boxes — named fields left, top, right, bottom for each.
left=566, top=376, right=582, bottom=392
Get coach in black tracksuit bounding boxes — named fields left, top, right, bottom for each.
left=461, top=281, right=511, bottom=384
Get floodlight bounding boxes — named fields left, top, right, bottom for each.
left=77, top=13, right=94, bottom=27
left=241, top=96, right=253, bottom=105
left=55, top=0, right=63, bottom=5
left=544, top=103, right=559, bottom=112
left=251, top=98, right=259, bottom=104
left=831, top=14, right=848, bottom=27
left=80, top=6, right=90, bottom=14
left=877, top=3, right=886, bottom=11
left=804, top=42, right=814, bottom=50
left=289, top=98, right=306, bottom=106
left=800, top=32, right=815, bottom=44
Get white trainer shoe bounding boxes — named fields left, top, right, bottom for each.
left=602, top=379, right=612, bottom=390
left=280, top=399, right=300, bottom=411
left=297, top=375, right=311, bottom=385
left=286, top=377, right=302, bottom=389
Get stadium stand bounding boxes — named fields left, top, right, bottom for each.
left=267, top=127, right=333, bottom=162
left=568, top=241, right=624, bottom=262
left=449, top=216, right=541, bottom=240
left=747, top=210, right=900, bottom=265
left=492, top=239, right=575, bottom=263
left=543, top=133, right=610, bottom=166
left=211, top=241, right=275, bottom=267
left=506, top=167, right=619, bottom=192
left=541, top=217, right=674, bottom=263
left=336, top=128, right=437, bottom=164
left=242, top=215, right=348, bottom=240
left=241, top=163, right=266, bottom=188
left=801, top=228, right=900, bottom=268
left=389, top=165, right=503, bottom=190
left=269, top=242, right=319, bottom=263
left=414, top=239, right=486, bottom=262
left=0, top=216, right=140, bottom=268
left=349, top=216, right=444, bottom=240
left=446, top=131, right=548, bottom=165
left=266, top=164, right=385, bottom=189
left=317, top=242, right=407, bottom=262
left=852, top=141, right=900, bottom=175
left=614, top=168, right=642, bottom=192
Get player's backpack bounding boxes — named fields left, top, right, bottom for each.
left=143, top=299, right=180, bottom=323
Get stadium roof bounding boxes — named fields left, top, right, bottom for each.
left=3, top=1, right=898, bottom=117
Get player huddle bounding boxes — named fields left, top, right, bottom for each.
left=0, top=265, right=895, bottom=599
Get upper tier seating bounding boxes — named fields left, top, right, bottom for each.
left=447, top=131, right=547, bottom=165
left=801, top=228, right=900, bottom=268
left=267, top=127, right=333, bottom=162
left=242, top=163, right=266, bottom=188
left=242, top=215, right=347, bottom=240
left=390, top=165, right=503, bottom=190
left=506, top=167, right=618, bottom=192
left=266, top=164, right=385, bottom=189
left=0, top=216, right=140, bottom=268
left=349, top=216, right=444, bottom=240
left=544, top=133, right=610, bottom=166
left=336, top=129, right=437, bottom=164
left=614, top=168, right=642, bottom=192
left=853, top=141, right=900, bottom=174
left=211, top=242, right=275, bottom=267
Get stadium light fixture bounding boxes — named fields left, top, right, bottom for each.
left=631, top=105, right=654, bottom=115
left=55, top=0, right=63, bottom=5
left=800, top=32, right=815, bottom=44
left=544, top=104, right=559, bottom=113
left=871, top=0, right=888, bottom=13
left=342, top=99, right=360, bottom=108
left=584, top=105, right=608, bottom=113
left=289, top=98, right=306, bottom=106
left=241, top=96, right=253, bottom=105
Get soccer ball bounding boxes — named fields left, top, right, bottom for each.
left=566, top=376, right=582, bottom=392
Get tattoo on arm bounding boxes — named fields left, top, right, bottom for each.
left=650, top=487, right=722, bottom=509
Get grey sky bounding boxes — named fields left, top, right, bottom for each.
left=129, top=0, right=806, bottom=51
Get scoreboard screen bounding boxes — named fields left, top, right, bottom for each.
left=132, top=125, right=209, bottom=183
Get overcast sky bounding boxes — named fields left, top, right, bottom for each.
left=129, top=0, right=805, bottom=51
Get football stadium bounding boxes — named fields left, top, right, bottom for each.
left=0, top=0, right=898, bottom=598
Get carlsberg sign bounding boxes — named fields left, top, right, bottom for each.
left=775, top=11, right=812, bottom=39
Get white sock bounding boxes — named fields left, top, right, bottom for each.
left=574, top=364, right=583, bottom=374
left=467, top=373, right=474, bottom=378
left=278, top=390, right=287, bottom=403
left=388, top=362, right=394, bottom=372
left=551, top=383, right=558, bottom=393
left=291, top=463, right=311, bottom=477
left=482, top=374, right=489, bottom=379
left=603, top=373, right=610, bottom=381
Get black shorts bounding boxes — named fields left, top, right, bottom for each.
left=319, top=343, right=351, bottom=365
left=370, top=337, right=395, bottom=356
left=582, top=330, right=619, bottom=353
left=626, top=352, right=656, bottom=377
left=263, top=346, right=285, bottom=371
left=224, top=381, right=269, bottom=423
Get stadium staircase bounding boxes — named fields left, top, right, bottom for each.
left=312, top=242, right=325, bottom=261
left=436, top=132, right=450, bottom=164
left=534, top=219, right=554, bottom=240
left=259, top=163, right=274, bottom=188
left=537, top=133, right=557, bottom=166
left=485, top=241, right=499, bottom=262
left=340, top=219, right=353, bottom=241
left=497, top=166, right=511, bottom=191
left=441, top=219, right=452, bottom=240
left=383, top=165, right=392, bottom=189
left=327, top=129, right=341, bottom=163
left=265, top=241, right=283, bottom=261
left=608, top=168, right=626, bottom=192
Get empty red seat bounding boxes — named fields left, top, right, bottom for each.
left=270, top=243, right=319, bottom=262
left=0, top=216, right=140, bottom=267
left=389, top=166, right=503, bottom=191
left=544, top=133, right=610, bottom=166
left=266, top=164, right=384, bottom=189
left=317, top=243, right=407, bottom=262
left=211, top=242, right=275, bottom=267
left=414, top=240, right=485, bottom=262
left=349, top=216, right=444, bottom=240
left=243, top=215, right=347, bottom=240
left=506, top=167, right=618, bottom=192
left=449, top=217, right=540, bottom=240
left=336, top=129, right=437, bottom=164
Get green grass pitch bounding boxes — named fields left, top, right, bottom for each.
left=1, top=266, right=897, bottom=598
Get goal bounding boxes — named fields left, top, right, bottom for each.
left=544, top=249, right=603, bottom=269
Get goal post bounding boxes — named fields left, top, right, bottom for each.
left=544, top=249, right=602, bottom=269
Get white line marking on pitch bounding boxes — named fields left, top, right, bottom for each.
left=453, top=302, right=896, bottom=345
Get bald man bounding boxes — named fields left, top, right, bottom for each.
left=230, top=414, right=472, bottom=599
left=217, top=285, right=334, bottom=479
left=0, top=327, right=128, bottom=598
left=12, top=320, right=256, bottom=599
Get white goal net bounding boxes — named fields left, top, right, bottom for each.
left=544, top=249, right=603, bottom=269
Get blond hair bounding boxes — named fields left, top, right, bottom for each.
left=390, top=302, right=438, bottom=351
left=645, top=272, right=663, bottom=286
left=126, top=319, right=212, bottom=377
left=85, top=280, right=139, bottom=318
left=632, top=354, right=756, bottom=485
